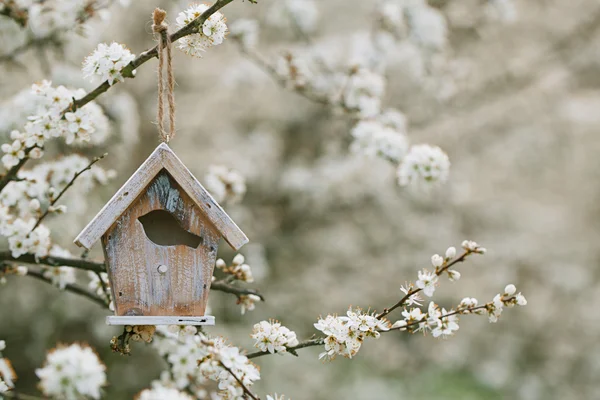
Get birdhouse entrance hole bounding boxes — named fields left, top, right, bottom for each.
left=138, top=209, right=203, bottom=248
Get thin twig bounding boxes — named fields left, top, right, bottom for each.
left=31, top=153, right=107, bottom=231
left=0, top=148, right=33, bottom=191
left=218, top=360, right=260, bottom=400
left=376, top=250, right=472, bottom=320
left=246, top=337, right=324, bottom=359
left=95, top=270, right=111, bottom=306
left=237, top=44, right=332, bottom=106
left=211, top=280, right=265, bottom=301
left=26, top=269, right=108, bottom=307
left=2, top=391, right=47, bottom=400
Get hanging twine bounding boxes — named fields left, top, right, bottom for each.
left=152, top=8, right=176, bottom=143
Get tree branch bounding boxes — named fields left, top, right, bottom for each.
left=211, top=280, right=265, bottom=301
left=246, top=337, right=324, bottom=359
left=218, top=360, right=260, bottom=400
left=0, top=251, right=105, bottom=273
left=25, top=269, right=108, bottom=307
left=0, top=148, right=33, bottom=191
left=1, top=0, right=252, bottom=189
left=31, top=153, right=106, bottom=231
left=376, top=250, right=472, bottom=320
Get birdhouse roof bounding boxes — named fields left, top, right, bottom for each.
left=74, top=143, right=248, bottom=251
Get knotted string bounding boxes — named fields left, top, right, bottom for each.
left=152, top=8, right=175, bottom=143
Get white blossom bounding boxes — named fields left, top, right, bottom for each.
left=350, top=119, right=409, bottom=163
left=251, top=320, right=299, bottom=354
left=447, top=269, right=461, bottom=281
left=461, top=240, right=487, bottom=254
left=42, top=246, right=76, bottom=289
left=445, top=246, right=456, bottom=259
left=504, top=284, right=517, bottom=296
left=397, top=144, right=450, bottom=188
left=204, top=165, right=246, bottom=205
left=176, top=4, right=228, bottom=57
left=82, top=42, right=135, bottom=85
left=230, top=19, right=259, bottom=49
left=0, top=357, right=16, bottom=388
left=416, top=269, right=438, bottom=297
left=137, top=385, right=194, bottom=400
left=237, top=294, right=261, bottom=314
left=216, top=253, right=254, bottom=282
left=267, top=0, right=319, bottom=33
left=431, top=254, right=444, bottom=268
left=314, top=308, right=390, bottom=361
left=344, top=69, right=385, bottom=118
left=405, top=3, right=448, bottom=50
left=516, top=293, right=527, bottom=306
left=36, top=343, right=106, bottom=400
left=400, top=283, right=423, bottom=307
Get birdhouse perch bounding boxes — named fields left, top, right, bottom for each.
left=74, top=143, right=248, bottom=326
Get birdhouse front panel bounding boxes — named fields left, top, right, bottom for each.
left=102, top=169, right=220, bottom=317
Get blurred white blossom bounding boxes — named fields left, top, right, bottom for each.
left=397, top=144, right=450, bottom=188
left=204, top=165, right=246, bottom=205
left=36, top=343, right=106, bottom=400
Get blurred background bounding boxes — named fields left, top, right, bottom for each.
left=1, top=0, right=599, bottom=398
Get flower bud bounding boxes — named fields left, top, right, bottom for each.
left=504, top=284, right=516, bottom=296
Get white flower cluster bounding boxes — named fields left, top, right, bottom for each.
left=1, top=154, right=115, bottom=221
left=27, top=0, right=95, bottom=38
left=152, top=328, right=260, bottom=399
left=0, top=81, right=110, bottom=169
left=237, top=294, right=262, bottom=315
left=391, top=242, right=526, bottom=337
left=137, top=384, right=194, bottom=400
left=403, top=1, right=448, bottom=51
left=82, top=42, right=136, bottom=85
left=314, top=308, right=391, bottom=361
left=204, top=165, right=247, bottom=205
left=251, top=320, right=299, bottom=354
left=176, top=4, right=228, bottom=57
left=229, top=19, right=259, bottom=49
left=276, top=52, right=311, bottom=89
left=0, top=340, right=16, bottom=393
left=415, top=243, right=484, bottom=298
left=0, top=154, right=114, bottom=262
left=350, top=109, right=409, bottom=163
left=266, top=0, right=319, bottom=33
left=397, top=144, right=450, bottom=188
left=485, top=284, right=527, bottom=323
left=36, top=343, right=106, bottom=400
left=216, top=253, right=254, bottom=282
left=41, top=245, right=76, bottom=289
left=343, top=69, right=386, bottom=118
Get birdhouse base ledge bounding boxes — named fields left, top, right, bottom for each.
left=106, top=316, right=215, bottom=326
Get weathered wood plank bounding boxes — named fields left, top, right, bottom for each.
left=74, top=143, right=248, bottom=251
left=159, top=145, right=249, bottom=250
left=104, top=171, right=218, bottom=317
left=106, top=315, right=215, bottom=325
left=75, top=144, right=165, bottom=249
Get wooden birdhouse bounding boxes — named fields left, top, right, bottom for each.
left=74, top=143, right=248, bottom=326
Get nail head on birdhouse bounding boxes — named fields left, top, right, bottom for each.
left=73, top=143, right=248, bottom=326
